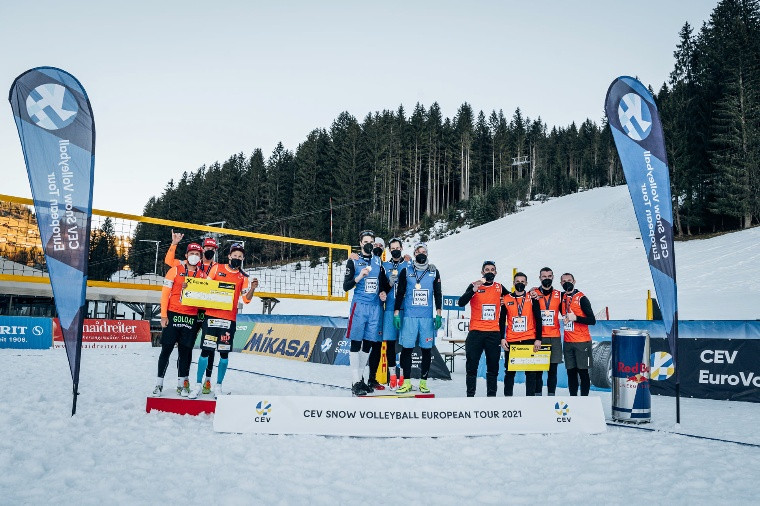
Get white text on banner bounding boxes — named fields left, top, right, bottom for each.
left=213, top=395, right=606, bottom=436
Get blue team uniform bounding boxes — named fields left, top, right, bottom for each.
left=346, top=255, right=384, bottom=343
left=399, top=264, right=437, bottom=349
left=381, top=259, right=408, bottom=341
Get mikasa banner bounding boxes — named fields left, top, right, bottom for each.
left=214, top=396, right=606, bottom=436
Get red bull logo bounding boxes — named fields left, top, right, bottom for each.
left=617, top=362, right=649, bottom=374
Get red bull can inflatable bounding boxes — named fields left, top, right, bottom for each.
left=611, top=328, right=651, bottom=423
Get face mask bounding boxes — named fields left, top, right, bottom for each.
left=415, top=253, right=427, bottom=264
left=373, top=247, right=383, bottom=257
left=562, top=282, right=574, bottom=292
left=514, top=282, right=526, bottom=293
left=204, top=250, right=215, bottom=260
left=362, top=243, right=373, bottom=254
left=229, top=258, right=242, bottom=269
left=541, top=278, right=553, bottom=288
left=187, top=255, right=201, bottom=266
left=390, top=249, right=402, bottom=259
left=483, top=272, right=496, bottom=282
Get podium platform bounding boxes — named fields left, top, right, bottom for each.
left=145, top=395, right=216, bottom=415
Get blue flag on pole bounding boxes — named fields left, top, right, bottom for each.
left=9, top=67, right=95, bottom=414
left=604, top=76, right=679, bottom=374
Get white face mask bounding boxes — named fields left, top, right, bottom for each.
left=187, top=254, right=201, bottom=266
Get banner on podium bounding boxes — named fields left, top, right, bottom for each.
left=213, top=395, right=606, bottom=436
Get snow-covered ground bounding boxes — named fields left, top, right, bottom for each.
left=4, top=186, right=760, bottom=504
left=3, top=347, right=759, bottom=504
left=251, top=185, right=760, bottom=320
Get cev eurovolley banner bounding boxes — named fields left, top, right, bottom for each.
left=605, top=77, right=678, bottom=373
left=9, top=67, right=95, bottom=414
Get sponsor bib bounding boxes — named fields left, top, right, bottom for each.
left=364, top=278, right=378, bottom=293
left=412, top=289, right=429, bottom=306
left=512, top=316, right=527, bottom=333
left=202, top=334, right=218, bottom=348
left=481, top=304, right=496, bottom=321
left=541, top=310, right=555, bottom=327
left=564, top=320, right=574, bottom=332
left=207, top=318, right=231, bottom=329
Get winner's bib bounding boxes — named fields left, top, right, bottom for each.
left=412, top=289, right=429, bottom=306
left=512, top=316, right=527, bottom=333
left=564, top=320, right=574, bottom=332
left=364, top=278, right=378, bottom=293
left=481, top=304, right=496, bottom=321
left=541, top=310, right=555, bottom=327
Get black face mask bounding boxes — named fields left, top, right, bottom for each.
left=415, top=253, right=427, bottom=264
left=541, top=278, right=553, bottom=288
left=514, top=282, right=526, bottom=293
left=372, top=247, right=383, bottom=257
left=204, top=250, right=215, bottom=260
left=390, top=249, right=402, bottom=259
left=562, top=282, right=574, bottom=292
left=229, top=258, right=242, bottom=269
left=362, top=243, right=373, bottom=254
left=483, top=272, right=496, bottom=282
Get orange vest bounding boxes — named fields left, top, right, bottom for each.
left=204, top=264, right=251, bottom=321
left=161, top=264, right=206, bottom=317
left=503, top=293, right=537, bottom=342
left=533, top=288, right=562, bottom=338
left=562, top=290, right=592, bottom=343
left=468, top=282, right=504, bottom=332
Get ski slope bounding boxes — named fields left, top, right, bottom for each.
left=254, top=185, right=760, bottom=320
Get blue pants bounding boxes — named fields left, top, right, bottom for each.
left=347, top=302, right=383, bottom=342
left=399, top=316, right=435, bottom=349
left=382, top=310, right=401, bottom=341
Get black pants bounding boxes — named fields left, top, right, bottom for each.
left=536, top=363, right=559, bottom=395
left=465, top=330, right=501, bottom=397
left=400, top=347, right=431, bottom=380
left=567, top=368, right=591, bottom=396
left=503, top=339, right=540, bottom=396
left=367, top=341, right=384, bottom=381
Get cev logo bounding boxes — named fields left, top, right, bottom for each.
left=700, top=350, right=737, bottom=364
left=650, top=351, right=675, bottom=380
left=554, top=401, right=572, bottom=422
left=256, top=400, right=272, bottom=416
left=618, top=92, right=652, bottom=141
left=26, top=83, right=78, bottom=130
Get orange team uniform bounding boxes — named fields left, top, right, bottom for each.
left=164, top=244, right=216, bottom=274
left=204, top=264, right=253, bottom=321
left=536, top=288, right=562, bottom=338
left=562, top=290, right=592, bottom=343
left=502, top=293, right=538, bottom=342
left=160, top=264, right=207, bottom=318
left=469, top=282, right=505, bottom=332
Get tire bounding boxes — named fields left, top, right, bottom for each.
left=590, top=341, right=612, bottom=388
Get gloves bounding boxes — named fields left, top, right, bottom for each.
left=393, top=315, right=401, bottom=330
left=434, top=315, right=442, bottom=330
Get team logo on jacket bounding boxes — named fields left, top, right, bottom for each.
left=26, top=83, right=78, bottom=130
left=618, top=93, right=652, bottom=141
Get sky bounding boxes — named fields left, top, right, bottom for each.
left=1, top=0, right=718, bottom=215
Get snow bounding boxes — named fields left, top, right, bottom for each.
left=4, top=186, right=760, bottom=503
left=3, top=347, right=759, bottom=503
left=249, top=185, right=760, bottom=319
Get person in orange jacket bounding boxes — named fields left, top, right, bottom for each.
left=152, top=243, right=206, bottom=397
left=188, top=243, right=258, bottom=398
left=529, top=267, right=563, bottom=396
left=165, top=230, right=218, bottom=275
left=559, top=273, right=596, bottom=396
left=501, top=272, right=543, bottom=396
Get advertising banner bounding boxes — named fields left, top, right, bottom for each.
left=9, top=67, right=96, bottom=412
left=214, top=395, right=606, bottom=436
left=649, top=338, right=760, bottom=403
left=53, top=319, right=150, bottom=349
left=310, top=327, right=350, bottom=366
left=442, top=295, right=465, bottom=312
left=181, top=278, right=235, bottom=311
left=0, top=316, right=52, bottom=349
left=507, top=344, right=551, bottom=371
left=240, top=323, right=320, bottom=361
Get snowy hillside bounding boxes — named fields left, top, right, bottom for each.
left=252, top=186, right=760, bottom=320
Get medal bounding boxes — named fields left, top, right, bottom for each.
left=392, top=269, right=397, bottom=276
left=415, top=283, right=421, bottom=289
